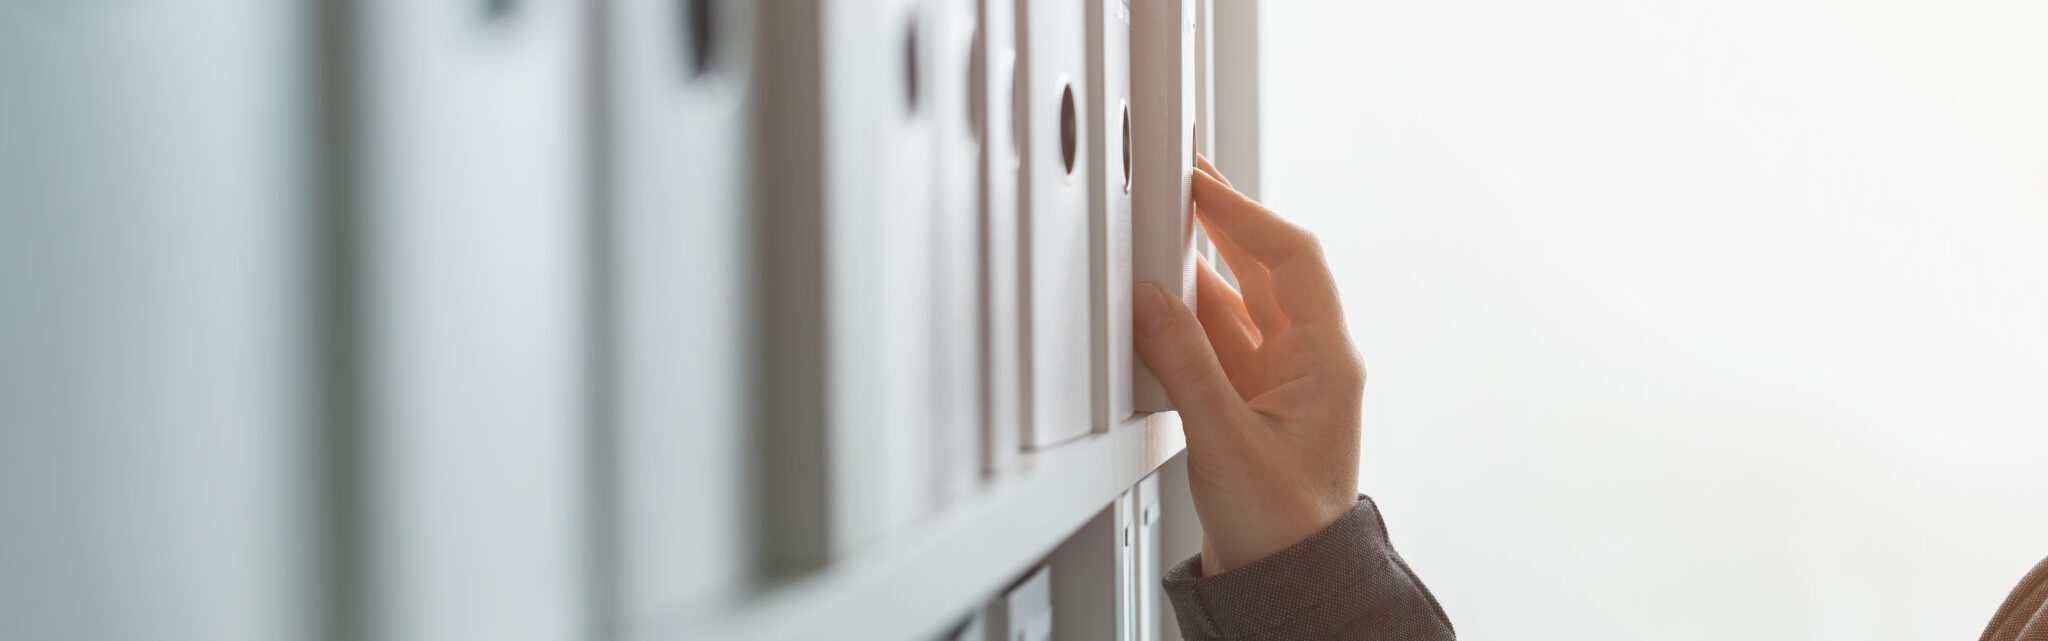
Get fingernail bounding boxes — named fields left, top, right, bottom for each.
left=1135, top=282, right=1174, bottom=340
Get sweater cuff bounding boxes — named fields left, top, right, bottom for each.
left=1160, top=495, right=1453, bottom=641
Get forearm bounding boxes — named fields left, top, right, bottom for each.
left=1162, top=495, right=1454, bottom=641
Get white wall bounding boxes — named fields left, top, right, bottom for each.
left=1260, top=2, right=2048, bottom=640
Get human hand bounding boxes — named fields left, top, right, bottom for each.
left=1133, top=156, right=1365, bottom=576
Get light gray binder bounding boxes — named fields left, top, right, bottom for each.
left=979, top=0, right=1027, bottom=477
left=757, top=0, right=941, bottom=569
left=603, top=0, right=756, bottom=633
left=346, top=2, right=592, bottom=639
left=1129, top=0, right=1199, bottom=412
left=0, top=3, right=318, bottom=640
left=1087, top=0, right=1138, bottom=433
left=1136, top=474, right=1165, bottom=641
left=1050, top=492, right=1136, bottom=640
left=1016, top=0, right=1096, bottom=449
left=990, top=566, right=1056, bottom=641
left=932, top=0, right=988, bottom=506
left=1191, top=0, right=1220, bottom=266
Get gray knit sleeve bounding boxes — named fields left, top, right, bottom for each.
left=1160, top=495, right=1455, bottom=641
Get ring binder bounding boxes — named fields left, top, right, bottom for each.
left=1129, top=0, right=1200, bottom=413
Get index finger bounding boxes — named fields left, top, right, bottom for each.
left=1190, top=170, right=1343, bottom=324
left=1191, top=169, right=1316, bottom=266
left=1196, top=154, right=1234, bottom=189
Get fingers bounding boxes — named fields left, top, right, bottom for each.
left=1196, top=154, right=1233, bottom=189
left=1193, top=159, right=1286, bottom=333
left=1190, top=170, right=1344, bottom=325
left=1203, top=219, right=1287, bottom=335
left=1190, top=169, right=1313, bottom=265
left=1193, top=155, right=1288, bottom=334
left=1194, top=256, right=1258, bottom=373
left=1133, top=282, right=1252, bottom=439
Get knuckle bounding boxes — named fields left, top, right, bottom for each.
left=1295, top=229, right=1326, bottom=258
left=1330, top=352, right=1368, bottom=392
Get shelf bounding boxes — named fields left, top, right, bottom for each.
left=651, top=412, right=1187, bottom=641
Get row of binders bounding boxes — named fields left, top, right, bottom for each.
left=672, top=0, right=1218, bottom=630
left=0, top=0, right=1222, bottom=639
left=941, top=475, right=1169, bottom=641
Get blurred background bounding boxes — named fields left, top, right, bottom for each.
left=5, top=1, right=2048, bottom=640
left=1261, top=1, right=2048, bottom=639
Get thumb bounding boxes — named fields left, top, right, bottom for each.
left=1133, top=282, right=1248, bottom=426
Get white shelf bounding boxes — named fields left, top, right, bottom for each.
left=653, top=412, right=1187, bottom=641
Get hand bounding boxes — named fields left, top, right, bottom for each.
left=1133, top=156, right=1366, bottom=576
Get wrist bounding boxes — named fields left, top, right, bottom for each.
left=1204, top=493, right=1358, bottom=575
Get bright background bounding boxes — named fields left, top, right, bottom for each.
left=1259, top=2, right=2048, bottom=639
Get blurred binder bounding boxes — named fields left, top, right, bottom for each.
left=1087, top=0, right=1137, bottom=433
left=1129, top=0, right=1199, bottom=412
left=1191, top=0, right=1221, bottom=266
left=978, top=0, right=1027, bottom=477
left=347, top=1, right=592, bottom=639
left=990, top=566, right=1056, bottom=641
left=932, top=0, right=987, bottom=506
left=1135, top=474, right=1165, bottom=641
left=603, top=0, right=756, bottom=632
left=1016, top=0, right=1096, bottom=449
left=756, top=0, right=942, bottom=570
left=0, top=3, right=319, bottom=640
left=1050, top=491, right=1137, bottom=640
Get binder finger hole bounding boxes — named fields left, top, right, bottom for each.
left=967, top=27, right=986, bottom=147
left=682, top=0, right=714, bottom=78
left=484, top=0, right=517, bottom=21
left=1121, top=102, right=1133, bottom=192
left=1008, top=62, right=1023, bottom=168
left=1059, top=82, right=1078, bottom=176
left=903, top=14, right=922, bottom=113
